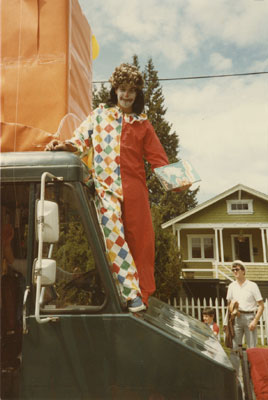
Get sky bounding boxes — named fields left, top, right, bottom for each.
left=79, top=0, right=268, bottom=204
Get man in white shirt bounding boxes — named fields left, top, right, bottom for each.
left=226, top=260, right=264, bottom=373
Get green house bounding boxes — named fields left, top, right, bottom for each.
left=162, top=184, right=268, bottom=299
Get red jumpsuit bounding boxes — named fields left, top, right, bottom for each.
left=69, top=104, right=168, bottom=305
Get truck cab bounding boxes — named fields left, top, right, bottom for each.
left=1, top=151, right=239, bottom=399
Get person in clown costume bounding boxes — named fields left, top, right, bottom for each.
left=46, top=63, right=169, bottom=312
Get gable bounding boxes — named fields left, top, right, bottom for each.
left=181, top=193, right=268, bottom=224
left=162, top=185, right=268, bottom=229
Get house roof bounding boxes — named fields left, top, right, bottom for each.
left=162, top=183, right=268, bottom=229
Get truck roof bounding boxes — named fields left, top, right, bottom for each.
left=0, top=151, right=90, bottom=182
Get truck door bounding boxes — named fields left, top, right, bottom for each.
left=1, top=182, right=30, bottom=399
left=2, top=178, right=124, bottom=399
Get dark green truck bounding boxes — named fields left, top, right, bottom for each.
left=1, top=151, right=239, bottom=399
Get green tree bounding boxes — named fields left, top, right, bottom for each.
left=55, top=221, right=95, bottom=273
left=152, top=205, right=183, bottom=301
left=92, top=83, right=110, bottom=109
left=143, top=58, right=179, bottom=163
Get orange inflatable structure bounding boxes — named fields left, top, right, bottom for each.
left=1, top=0, right=94, bottom=151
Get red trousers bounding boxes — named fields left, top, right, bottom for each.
left=120, top=119, right=169, bottom=305
left=121, top=182, right=155, bottom=305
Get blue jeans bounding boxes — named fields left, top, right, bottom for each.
left=230, top=313, right=257, bottom=374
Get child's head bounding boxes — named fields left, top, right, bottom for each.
left=202, top=307, right=215, bottom=325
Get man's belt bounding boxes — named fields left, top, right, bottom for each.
left=239, top=310, right=255, bottom=314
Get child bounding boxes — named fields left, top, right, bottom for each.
left=202, top=307, right=220, bottom=339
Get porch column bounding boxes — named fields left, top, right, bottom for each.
left=266, top=229, right=268, bottom=261
left=214, top=229, right=219, bottom=279
left=176, top=228, right=181, bottom=251
left=261, top=228, right=267, bottom=263
left=177, top=228, right=182, bottom=262
left=219, top=228, right=224, bottom=263
left=214, top=229, right=219, bottom=262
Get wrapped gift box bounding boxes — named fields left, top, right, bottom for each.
left=155, top=160, right=201, bottom=191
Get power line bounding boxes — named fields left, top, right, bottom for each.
left=92, top=71, right=268, bottom=84
left=159, top=71, right=268, bottom=81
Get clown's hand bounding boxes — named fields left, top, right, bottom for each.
left=45, top=140, right=76, bottom=152
left=172, top=184, right=191, bottom=193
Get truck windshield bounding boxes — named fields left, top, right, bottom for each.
left=1, top=181, right=106, bottom=311
left=39, top=183, right=106, bottom=311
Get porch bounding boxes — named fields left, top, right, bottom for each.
left=175, top=222, right=268, bottom=281
left=181, top=261, right=268, bottom=282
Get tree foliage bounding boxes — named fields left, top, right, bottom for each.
left=152, top=205, right=183, bottom=301
left=55, top=221, right=95, bottom=273
left=92, top=83, right=110, bottom=109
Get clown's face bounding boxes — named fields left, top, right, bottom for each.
left=116, top=84, right=137, bottom=113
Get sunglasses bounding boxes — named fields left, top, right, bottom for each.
left=232, top=268, right=241, bottom=272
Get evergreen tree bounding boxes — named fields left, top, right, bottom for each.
left=92, top=83, right=110, bottom=109
left=142, top=58, right=177, bottom=205
left=143, top=58, right=179, bottom=163
left=152, top=205, right=183, bottom=302
left=132, top=54, right=141, bottom=70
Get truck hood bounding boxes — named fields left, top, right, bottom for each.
left=143, top=297, right=232, bottom=368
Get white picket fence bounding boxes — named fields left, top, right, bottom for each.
left=169, top=297, right=268, bottom=345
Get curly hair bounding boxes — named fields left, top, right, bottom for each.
left=109, top=63, right=144, bottom=90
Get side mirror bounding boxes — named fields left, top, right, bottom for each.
left=36, top=200, right=59, bottom=243
left=34, top=172, right=62, bottom=325
left=33, top=258, right=56, bottom=286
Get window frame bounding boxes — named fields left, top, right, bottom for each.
left=37, top=181, right=108, bottom=314
left=231, top=234, right=253, bottom=262
left=187, top=234, right=215, bottom=261
left=226, top=199, right=253, bottom=214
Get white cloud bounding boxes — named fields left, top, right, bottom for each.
left=185, top=0, right=268, bottom=47
left=250, top=58, right=268, bottom=71
left=222, top=2, right=268, bottom=47
left=81, top=0, right=268, bottom=70
left=209, top=53, right=232, bottom=71
left=165, top=77, right=268, bottom=202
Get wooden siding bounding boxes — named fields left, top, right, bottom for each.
left=179, top=192, right=268, bottom=224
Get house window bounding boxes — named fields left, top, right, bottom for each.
left=192, top=238, right=201, bottom=258
left=227, top=200, right=253, bottom=214
left=188, top=235, right=214, bottom=260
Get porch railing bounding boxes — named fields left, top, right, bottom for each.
left=181, top=262, right=268, bottom=281
left=181, top=262, right=234, bottom=281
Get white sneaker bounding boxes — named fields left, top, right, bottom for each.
left=128, top=297, right=146, bottom=312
